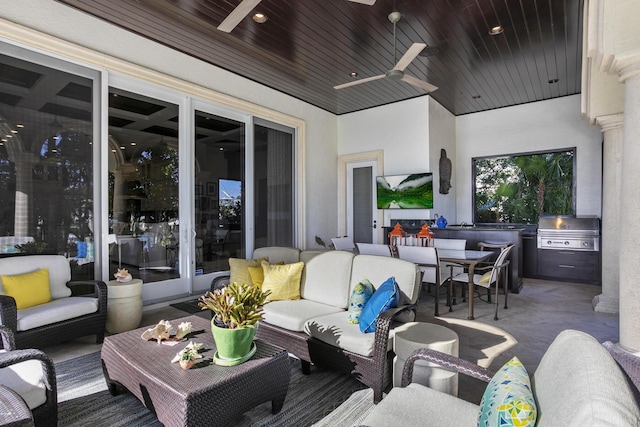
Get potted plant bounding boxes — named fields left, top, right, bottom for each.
left=198, top=282, right=271, bottom=365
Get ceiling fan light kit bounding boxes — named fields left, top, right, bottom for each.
left=334, top=11, right=438, bottom=93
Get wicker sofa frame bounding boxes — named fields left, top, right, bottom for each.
left=211, top=275, right=417, bottom=404
left=0, top=255, right=107, bottom=350
left=0, top=325, right=57, bottom=427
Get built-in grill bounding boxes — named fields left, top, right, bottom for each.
left=537, top=216, right=600, bottom=251
left=535, top=216, right=601, bottom=285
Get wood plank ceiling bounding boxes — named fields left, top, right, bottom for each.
left=54, top=0, right=584, bottom=116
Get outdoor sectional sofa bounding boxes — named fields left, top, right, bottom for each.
left=0, top=254, right=107, bottom=349
left=211, top=246, right=421, bottom=403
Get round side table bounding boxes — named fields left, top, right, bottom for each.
left=106, top=279, right=143, bottom=334
left=393, top=322, right=459, bottom=396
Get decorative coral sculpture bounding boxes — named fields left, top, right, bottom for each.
left=141, top=320, right=172, bottom=344
left=171, top=341, right=204, bottom=369
left=114, top=268, right=132, bottom=283
left=174, top=322, right=192, bottom=340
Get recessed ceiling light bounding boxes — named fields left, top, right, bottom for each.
left=349, top=72, right=358, bottom=78
left=548, top=78, right=559, bottom=84
left=219, top=147, right=224, bottom=151
left=488, top=25, right=504, bottom=36
left=253, top=13, right=267, bottom=23
left=130, top=142, right=137, bottom=146
left=16, top=124, right=24, bottom=128
left=111, top=149, right=116, bottom=153
left=10, top=130, right=18, bottom=134
left=120, top=146, right=126, bottom=150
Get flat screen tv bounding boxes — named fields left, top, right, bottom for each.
left=376, top=173, right=434, bottom=209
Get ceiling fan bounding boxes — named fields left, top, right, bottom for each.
left=217, top=0, right=376, bottom=33
left=334, top=12, right=438, bottom=93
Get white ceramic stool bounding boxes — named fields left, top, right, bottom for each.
left=106, top=279, right=143, bottom=334
left=393, top=322, right=459, bottom=396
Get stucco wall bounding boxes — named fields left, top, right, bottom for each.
left=455, top=95, right=602, bottom=223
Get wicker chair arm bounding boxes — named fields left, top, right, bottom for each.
left=401, top=347, right=495, bottom=387
left=67, top=280, right=108, bottom=298
left=0, top=326, right=16, bottom=351
left=0, top=348, right=57, bottom=394
left=0, top=296, right=18, bottom=334
left=210, top=275, right=231, bottom=292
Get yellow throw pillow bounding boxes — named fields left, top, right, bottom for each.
left=261, top=261, right=304, bottom=301
left=478, top=271, right=492, bottom=284
left=1, top=268, right=52, bottom=309
left=247, top=265, right=265, bottom=289
left=229, top=257, right=269, bottom=286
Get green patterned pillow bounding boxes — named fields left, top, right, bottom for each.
left=477, top=356, right=537, bottom=427
left=347, top=278, right=374, bottom=324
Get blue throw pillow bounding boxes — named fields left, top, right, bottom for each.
left=359, top=277, right=399, bottom=333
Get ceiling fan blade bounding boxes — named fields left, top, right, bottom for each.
left=393, top=43, right=427, bottom=71
left=217, top=0, right=262, bottom=33
left=348, top=0, right=376, bottom=4
left=334, top=74, right=385, bottom=90
left=401, top=75, right=439, bottom=93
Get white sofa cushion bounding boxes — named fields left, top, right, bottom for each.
left=300, top=251, right=354, bottom=308
left=0, top=351, right=46, bottom=409
left=16, top=297, right=99, bottom=331
left=0, top=255, right=72, bottom=299
left=532, top=329, right=640, bottom=426
left=363, top=383, right=479, bottom=426
left=263, top=299, right=343, bottom=332
left=350, top=255, right=420, bottom=306
left=304, top=311, right=393, bottom=357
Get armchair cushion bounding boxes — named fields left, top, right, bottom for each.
left=263, top=299, right=343, bottom=331
left=261, top=261, right=304, bottom=301
left=17, top=296, right=99, bottom=331
left=477, top=356, right=536, bottom=427
left=1, top=268, right=52, bottom=309
left=359, top=277, right=399, bottom=333
left=0, top=350, right=46, bottom=409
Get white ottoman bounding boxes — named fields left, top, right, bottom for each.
left=106, top=279, right=143, bottom=334
left=393, top=322, right=459, bottom=396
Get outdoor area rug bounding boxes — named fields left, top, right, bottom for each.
left=56, top=351, right=366, bottom=426
left=170, top=298, right=201, bottom=314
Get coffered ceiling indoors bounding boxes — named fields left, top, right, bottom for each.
left=54, top=0, right=584, bottom=116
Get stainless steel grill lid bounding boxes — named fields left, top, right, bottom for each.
left=537, top=216, right=600, bottom=233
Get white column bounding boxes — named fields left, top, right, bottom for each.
left=618, top=63, right=640, bottom=352
left=593, top=114, right=623, bottom=313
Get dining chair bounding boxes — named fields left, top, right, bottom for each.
left=432, top=238, right=467, bottom=298
left=356, top=242, right=392, bottom=257
left=331, top=236, right=356, bottom=252
left=396, top=245, right=452, bottom=316
left=477, top=241, right=510, bottom=302
left=450, top=245, right=514, bottom=320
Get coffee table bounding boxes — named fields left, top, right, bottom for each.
left=101, top=315, right=291, bottom=427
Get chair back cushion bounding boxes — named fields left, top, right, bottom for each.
left=300, top=251, right=354, bottom=308
left=253, top=247, right=301, bottom=264
left=397, top=246, right=440, bottom=284
left=351, top=255, right=420, bottom=307
left=433, top=238, right=466, bottom=250
left=0, top=255, right=71, bottom=299
left=532, top=329, right=640, bottom=426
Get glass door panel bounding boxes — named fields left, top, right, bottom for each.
left=193, top=110, right=245, bottom=275
left=107, top=88, right=180, bottom=284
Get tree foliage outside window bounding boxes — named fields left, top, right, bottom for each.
left=473, top=149, right=575, bottom=224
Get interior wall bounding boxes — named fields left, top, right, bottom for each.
left=455, top=95, right=602, bottom=224
left=429, top=98, right=457, bottom=223
left=0, top=0, right=338, bottom=250
left=337, top=96, right=434, bottom=227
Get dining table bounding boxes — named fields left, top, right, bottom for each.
left=436, top=249, right=494, bottom=320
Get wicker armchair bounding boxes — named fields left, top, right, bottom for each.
left=0, top=326, right=57, bottom=427
left=0, top=255, right=107, bottom=350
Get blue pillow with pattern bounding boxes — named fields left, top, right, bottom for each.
left=347, top=278, right=374, bottom=324
left=477, top=356, right=537, bottom=427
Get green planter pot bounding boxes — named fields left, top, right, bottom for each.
left=210, top=320, right=257, bottom=366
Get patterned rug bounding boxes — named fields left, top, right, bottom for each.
left=56, top=351, right=367, bottom=427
